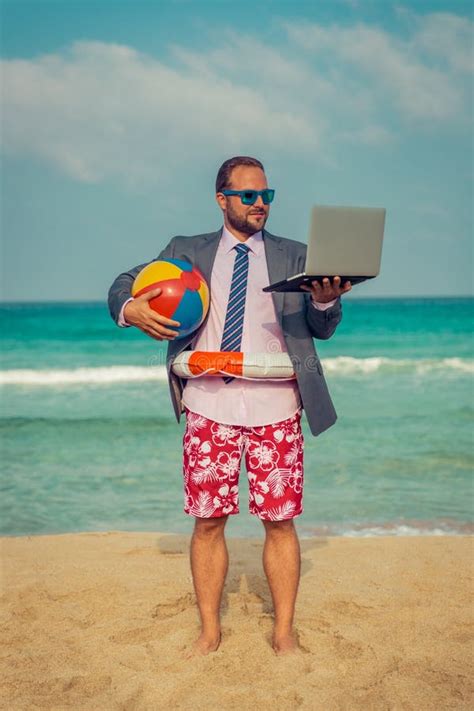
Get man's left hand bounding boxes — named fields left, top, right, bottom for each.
left=300, top=276, right=352, bottom=303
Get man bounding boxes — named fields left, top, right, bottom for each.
left=108, top=156, right=351, bottom=657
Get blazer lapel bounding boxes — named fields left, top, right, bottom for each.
left=193, top=229, right=222, bottom=284
left=263, top=230, right=286, bottom=322
left=168, top=229, right=221, bottom=357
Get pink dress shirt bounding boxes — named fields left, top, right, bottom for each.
left=119, top=226, right=336, bottom=426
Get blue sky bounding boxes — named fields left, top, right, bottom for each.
left=1, top=0, right=472, bottom=301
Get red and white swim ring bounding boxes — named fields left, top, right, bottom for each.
left=171, top=351, right=296, bottom=380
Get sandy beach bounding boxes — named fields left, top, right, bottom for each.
left=1, top=532, right=472, bottom=710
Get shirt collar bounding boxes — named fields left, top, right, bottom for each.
left=221, top=224, right=263, bottom=256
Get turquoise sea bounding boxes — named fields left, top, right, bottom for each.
left=1, top=297, right=473, bottom=538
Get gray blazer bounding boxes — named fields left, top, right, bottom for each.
left=108, top=228, right=343, bottom=437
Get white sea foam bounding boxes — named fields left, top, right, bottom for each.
left=0, top=356, right=472, bottom=386
left=322, top=356, right=474, bottom=375
left=0, top=365, right=169, bottom=385
left=298, top=520, right=473, bottom=538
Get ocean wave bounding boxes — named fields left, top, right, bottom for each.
left=0, top=356, right=472, bottom=386
left=0, top=365, right=169, bottom=385
left=298, top=519, right=474, bottom=537
left=322, top=356, right=474, bottom=375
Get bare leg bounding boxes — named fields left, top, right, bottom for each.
left=262, top=519, right=301, bottom=654
left=186, top=515, right=229, bottom=656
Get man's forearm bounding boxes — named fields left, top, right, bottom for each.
left=108, top=237, right=177, bottom=326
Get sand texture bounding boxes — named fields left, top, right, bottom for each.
left=1, top=532, right=472, bottom=710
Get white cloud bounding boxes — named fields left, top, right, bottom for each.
left=1, top=40, right=318, bottom=186
left=1, top=11, right=470, bottom=187
left=285, top=11, right=472, bottom=122
left=338, top=124, right=394, bottom=146
left=413, top=12, right=473, bottom=74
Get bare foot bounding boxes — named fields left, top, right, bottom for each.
left=183, top=631, right=221, bottom=659
left=272, top=630, right=299, bottom=656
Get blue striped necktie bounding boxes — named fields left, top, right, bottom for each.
left=220, top=242, right=250, bottom=383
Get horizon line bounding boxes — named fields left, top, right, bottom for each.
left=1, top=294, right=473, bottom=305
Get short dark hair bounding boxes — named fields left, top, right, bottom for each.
left=215, top=156, right=265, bottom=193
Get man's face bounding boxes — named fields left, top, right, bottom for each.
left=217, top=166, right=271, bottom=236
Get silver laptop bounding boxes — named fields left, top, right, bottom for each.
left=263, top=205, right=386, bottom=293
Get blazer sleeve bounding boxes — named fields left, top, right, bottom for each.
left=304, top=292, right=343, bottom=340
left=107, top=237, right=177, bottom=325
left=289, top=238, right=343, bottom=340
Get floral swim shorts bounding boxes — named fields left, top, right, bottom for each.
left=182, top=408, right=304, bottom=521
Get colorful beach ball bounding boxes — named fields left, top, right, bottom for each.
left=132, top=258, right=210, bottom=339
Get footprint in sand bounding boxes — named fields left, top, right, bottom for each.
left=327, top=599, right=375, bottom=617
left=62, top=674, right=112, bottom=695
left=110, top=593, right=196, bottom=645
left=151, top=592, right=195, bottom=620
left=110, top=626, right=158, bottom=645
left=124, top=547, right=157, bottom=557
left=8, top=604, right=39, bottom=622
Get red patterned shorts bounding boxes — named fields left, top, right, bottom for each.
left=182, top=408, right=304, bottom=521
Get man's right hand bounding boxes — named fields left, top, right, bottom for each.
left=123, top=288, right=181, bottom=341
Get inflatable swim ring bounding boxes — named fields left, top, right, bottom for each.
left=171, top=351, right=296, bottom=380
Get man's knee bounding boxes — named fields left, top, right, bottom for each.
left=262, top=518, right=296, bottom=535
left=193, top=515, right=229, bottom=537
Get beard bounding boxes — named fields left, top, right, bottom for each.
left=226, top=202, right=268, bottom=236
